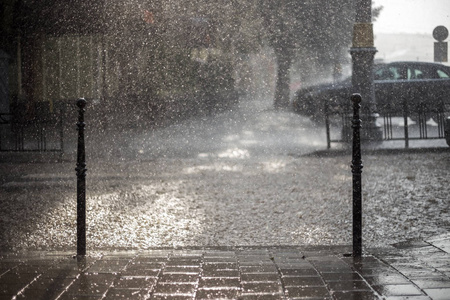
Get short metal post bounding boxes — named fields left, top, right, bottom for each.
left=76, top=98, right=87, bottom=256
left=403, top=99, right=409, bottom=149
left=351, top=94, right=363, bottom=257
left=325, top=102, right=331, bottom=149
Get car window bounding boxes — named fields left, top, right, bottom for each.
left=374, top=66, right=403, bottom=81
left=437, top=69, right=450, bottom=78
left=408, top=68, right=425, bottom=79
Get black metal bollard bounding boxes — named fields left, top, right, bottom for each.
left=351, top=94, right=363, bottom=257
left=76, top=98, right=87, bottom=256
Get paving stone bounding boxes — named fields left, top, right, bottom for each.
left=87, top=260, right=129, bottom=274
left=238, top=257, right=273, bottom=263
left=203, top=257, right=237, bottom=263
left=425, top=258, right=450, bottom=269
left=241, top=282, right=283, bottom=294
left=16, top=287, right=64, bottom=300
left=40, top=268, right=81, bottom=279
left=204, top=250, right=236, bottom=257
left=64, top=280, right=110, bottom=296
left=423, top=288, right=450, bottom=300
left=102, top=255, right=136, bottom=261
left=114, top=276, right=156, bottom=289
left=332, top=290, right=379, bottom=300
left=57, top=293, right=103, bottom=300
left=239, top=261, right=274, bottom=266
left=104, top=288, right=150, bottom=300
left=408, top=275, right=449, bottom=281
left=318, top=267, right=357, bottom=274
left=398, top=269, right=441, bottom=278
left=321, top=272, right=363, bottom=281
left=159, top=274, right=199, bottom=283
left=238, top=294, right=284, bottom=300
left=372, top=284, right=424, bottom=296
left=170, top=252, right=202, bottom=258
left=195, top=288, right=240, bottom=299
left=240, top=265, right=278, bottom=274
left=26, top=277, right=74, bottom=290
left=413, top=278, right=450, bottom=289
left=285, top=286, right=330, bottom=298
left=152, top=283, right=196, bottom=295
left=0, top=242, right=448, bottom=299
left=279, top=268, right=318, bottom=277
left=151, top=296, right=193, bottom=300
left=79, top=273, right=116, bottom=286
left=0, top=283, right=27, bottom=295
left=342, top=255, right=380, bottom=264
left=133, top=258, right=167, bottom=264
left=120, top=268, right=161, bottom=277
left=0, top=272, right=38, bottom=284
left=383, top=296, right=432, bottom=300
left=241, top=273, right=280, bottom=282
left=282, top=276, right=324, bottom=287
left=202, top=262, right=238, bottom=270
left=12, top=265, right=49, bottom=275
left=363, top=274, right=411, bottom=285
left=127, top=261, right=165, bottom=269
left=302, top=251, right=336, bottom=258
left=358, top=268, right=400, bottom=276
left=201, top=269, right=240, bottom=278
left=276, top=262, right=313, bottom=269
left=393, top=240, right=432, bottom=249
left=327, top=280, right=372, bottom=291
left=0, top=262, right=22, bottom=270
left=238, top=250, right=270, bottom=256
left=138, top=250, right=172, bottom=257
left=198, top=277, right=240, bottom=289
left=0, top=270, right=9, bottom=278
left=166, top=260, right=202, bottom=267
left=163, top=266, right=201, bottom=274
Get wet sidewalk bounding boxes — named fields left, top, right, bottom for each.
left=1, top=234, right=449, bottom=300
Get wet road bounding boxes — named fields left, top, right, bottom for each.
left=92, top=96, right=328, bottom=160
left=0, top=96, right=449, bottom=251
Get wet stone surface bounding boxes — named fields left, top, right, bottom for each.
left=1, top=97, right=449, bottom=252
left=0, top=236, right=449, bottom=299
left=0, top=97, right=449, bottom=299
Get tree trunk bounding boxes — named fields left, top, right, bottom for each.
left=273, top=49, right=292, bottom=110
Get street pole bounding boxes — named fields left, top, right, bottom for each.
left=351, top=94, right=363, bottom=257
left=350, top=0, right=382, bottom=141
left=76, top=98, right=87, bottom=257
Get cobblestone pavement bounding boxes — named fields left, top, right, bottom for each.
left=1, top=233, right=449, bottom=300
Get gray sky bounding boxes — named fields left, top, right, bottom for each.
left=373, top=0, right=450, bottom=35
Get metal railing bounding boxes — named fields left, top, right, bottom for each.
left=325, top=98, right=449, bottom=148
left=0, top=103, right=64, bottom=152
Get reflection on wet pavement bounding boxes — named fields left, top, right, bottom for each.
left=1, top=237, right=449, bottom=299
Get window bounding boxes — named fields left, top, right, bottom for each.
left=437, top=69, right=450, bottom=78
left=408, top=68, right=425, bottom=79
left=374, top=66, right=402, bottom=81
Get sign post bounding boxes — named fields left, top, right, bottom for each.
left=433, top=26, right=448, bottom=63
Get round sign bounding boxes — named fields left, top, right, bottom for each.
left=433, top=26, right=449, bottom=42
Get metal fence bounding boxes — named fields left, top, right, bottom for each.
left=0, top=102, right=64, bottom=152
left=325, top=99, right=449, bottom=148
